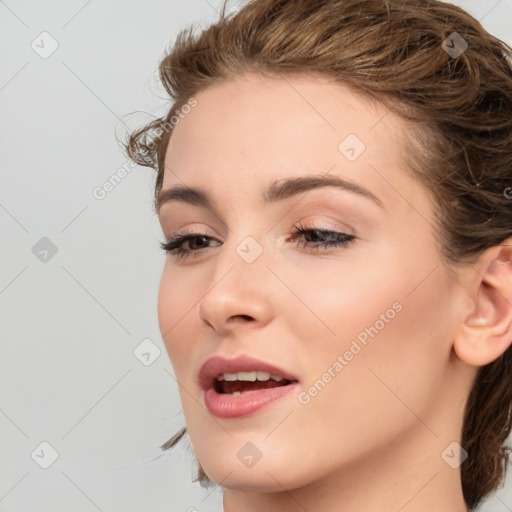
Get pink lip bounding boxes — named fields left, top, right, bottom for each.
left=203, top=383, right=300, bottom=419
left=198, top=354, right=300, bottom=419
left=198, top=354, right=299, bottom=390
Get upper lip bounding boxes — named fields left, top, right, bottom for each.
left=198, top=354, right=300, bottom=390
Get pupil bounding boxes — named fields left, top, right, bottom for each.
left=190, top=236, right=209, bottom=249
left=307, top=230, right=324, bottom=242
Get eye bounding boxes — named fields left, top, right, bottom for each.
left=159, top=233, right=221, bottom=259
left=159, top=223, right=356, bottom=260
left=290, top=222, right=356, bottom=251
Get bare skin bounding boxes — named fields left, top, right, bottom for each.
left=156, top=73, right=512, bottom=512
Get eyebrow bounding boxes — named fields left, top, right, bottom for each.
left=155, top=174, right=385, bottom=214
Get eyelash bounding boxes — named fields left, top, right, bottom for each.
left=159, top=222, right=356, bottom=260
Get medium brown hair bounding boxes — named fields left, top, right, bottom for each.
left=125, top=0, right=512, bottom=509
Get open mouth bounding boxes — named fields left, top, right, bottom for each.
left=213, top=371, right=297, bottom=396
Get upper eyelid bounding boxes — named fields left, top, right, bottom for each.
left=170, top=223, right=347, bottom=239
left=164, top=214, right=354, bottom=235
left=159, top=193, right=370, bottom=228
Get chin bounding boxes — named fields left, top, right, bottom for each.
left=206, top=465, right=300, bottom=493
left=197, top=445, right=320, bottom=493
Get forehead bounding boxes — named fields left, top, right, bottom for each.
left=161, top=73, right=420, bottom=213
left=165, top=72, right=403, bottom=153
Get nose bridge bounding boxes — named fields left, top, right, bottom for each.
left=211, top=214, right=269, bottom=284
left=198, top=231, right=272, bottom=332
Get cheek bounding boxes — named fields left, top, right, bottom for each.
left=157, top=264, right=201, bottom=370
left=274, top=250, right=405, bottom=368
left=283, top=239, right=454, bottom=413
left=265, top=279, right=454, bottom=484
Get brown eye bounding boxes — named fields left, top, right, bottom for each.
left=291, top=224, right=356, bottom=251
left=159, top=234, right=221, bottom=258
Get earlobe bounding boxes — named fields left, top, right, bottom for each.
left=453, top=238, right=512, bottom=367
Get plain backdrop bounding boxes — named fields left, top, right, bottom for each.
left=1, top=1, right=511, bottom=511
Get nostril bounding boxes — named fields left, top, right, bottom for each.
left=229, top=314, right=254, bottom=322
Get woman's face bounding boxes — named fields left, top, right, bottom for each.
left=157, top=73, right=469, bottom=492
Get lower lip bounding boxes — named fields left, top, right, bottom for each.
left=204, top=382, right=299, bottom=419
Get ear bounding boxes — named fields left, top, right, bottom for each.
left=453, top=238, right=512, bottom=367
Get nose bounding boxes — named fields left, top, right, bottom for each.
left=198, top=238, right=274, bottom=336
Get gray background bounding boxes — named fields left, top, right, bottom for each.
left=1, top=1, right=511, bottom=511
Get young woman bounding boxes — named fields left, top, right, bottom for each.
left=126, top=0, right=512, bottom=510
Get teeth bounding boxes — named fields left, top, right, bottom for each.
left=238, top=371, right=257, bottom=381
left=215, top=371, right=286, bottom=382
